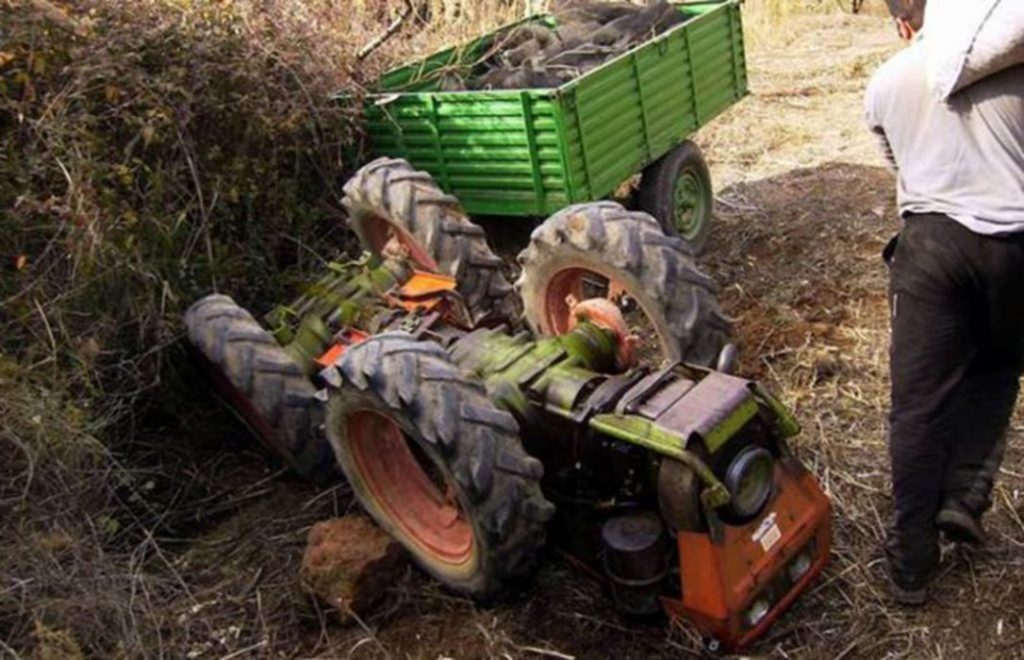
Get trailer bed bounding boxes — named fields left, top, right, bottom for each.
left=361, top=1, right=748, bottom=217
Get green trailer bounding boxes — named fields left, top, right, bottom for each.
left=359, top=0, right=748, bottom=252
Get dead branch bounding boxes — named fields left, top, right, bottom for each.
left=357, top=0, right=414, bottom=61
left=22, top=0, right=82, bottom=32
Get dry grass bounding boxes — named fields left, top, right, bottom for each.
left=742, top=0, right=891, bottom=47
left=697, top=11, right=1024, bottom=658
left=5, top=2, right=1024, bottom=659
left=1, top=1, right=372, bottom=656
left=743, top=0, right=841, bottom=47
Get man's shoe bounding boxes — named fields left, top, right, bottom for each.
left=885, top=530, right=938, bottom=607
left=888, top=568, right=930, bottom=606
left=936, top=502, right=985, bottom=545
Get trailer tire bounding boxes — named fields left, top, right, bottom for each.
left=516, top=202, right=730, bottom=366
left=343, top=158, right=517, bottom=326
left=327, top=333, right=554, bottom=599
left=638, top=140, right=713, bottom=254
left=185, top=294, right=337, bottom=483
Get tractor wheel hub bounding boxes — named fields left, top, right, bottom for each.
left=567, top=296, right=639, bottom=370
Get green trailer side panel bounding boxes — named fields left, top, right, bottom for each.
left=367, top=92, right=570, bottom=215
left=360, top=1, right=748, bottom=217
left=564, top=2, right=747, bottom=204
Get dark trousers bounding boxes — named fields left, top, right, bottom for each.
left=886, top=214, right=1024, bottom=572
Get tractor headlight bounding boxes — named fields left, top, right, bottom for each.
left=744, top=597, right=771, bottom=628
left=724, top=446, right=774, bottom=520
left=788, top=550, right=813, bottom=584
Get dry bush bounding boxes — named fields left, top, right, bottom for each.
left=0, top=1, right=530, bottom=409
left=0, top=0, right=366, bottom=655
left=0, top=363, right=142, bottom=657
left=1, top=0, right=364, bottom=403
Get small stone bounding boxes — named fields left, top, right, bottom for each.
left=301, top=516, right=407, bottom=625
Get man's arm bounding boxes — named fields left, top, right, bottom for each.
left=871, top=126, right=898, bottom=171
left=865, top=73, right=899, bottom=172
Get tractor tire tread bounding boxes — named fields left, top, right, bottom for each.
left=330, top=333, right=553, bottom=598
left=343, top=158, right=517, bottom=325
left=516, top=202, right=730, bottom=366
left=184, top=294, right=336, bottom=483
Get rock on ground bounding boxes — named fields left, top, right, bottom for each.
left=301, top=516, right=408, bottom=624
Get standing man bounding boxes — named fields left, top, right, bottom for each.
left=865, top=0, right=1024, bottom=604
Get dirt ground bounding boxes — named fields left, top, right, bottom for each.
left=127, top=11, right=1024, bottom=660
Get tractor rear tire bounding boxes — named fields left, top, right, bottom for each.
left=516, top=202, right=731, bottom=367
left=638, top=140, right=713, bottom=254
left=326, top=333, right=554, bottom=599
left=342, top=158, right=517, bottom=326
left=185, top=294, right=337, bottom=483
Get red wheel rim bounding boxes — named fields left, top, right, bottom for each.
left=347, top=410, right=474, bottom=565
left=542, top=267, right=621, bottom=335
left=196, top=351, right=283, bottom=454
left=540, top=265, right=671, bottom=362
left=362, top=215, right=440, bottom=272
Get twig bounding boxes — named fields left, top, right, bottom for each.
left=518, top=646, right=575, bottom=660
left=6, top=430, right=37, bottom=502
left=220, top=640, right=268, bottom=660
left=172, top=119, right=217, bottom=290
left=301, top=482, right=350, bottom=511
left=833, top=639, right=859, bottom=659
left=358, top=0, right=414, bottom=61
left=32, top=297, right=57, bottom=372
left=0, top=636, right=21, bottom=658
left=999, top=487, right=1024, bottom=537
left=346, top=609, right=393, bottom=659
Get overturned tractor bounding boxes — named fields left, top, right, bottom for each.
left=185, top=158, right=830, bottom=652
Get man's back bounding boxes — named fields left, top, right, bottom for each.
left=868, top=0, right=1024, bottom=609
left=866, top=38, right=1024, bottom=235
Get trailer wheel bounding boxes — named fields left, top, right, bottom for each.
left=516, top=202, right=730, bottom=367
left=327, top=333, right=554, bottom=598
left=638, top=141, right=713, bottom=254
left=184, top=295, right=337, bottom=483
left=343, top=158, right=516, bottom=325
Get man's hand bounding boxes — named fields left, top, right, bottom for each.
left=871, top=126, right=899, bottom=172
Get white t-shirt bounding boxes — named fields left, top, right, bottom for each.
left=865, top=35, right=1024, bottom=235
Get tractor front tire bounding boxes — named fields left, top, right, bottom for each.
left=326, top=333, right=554, bottom=599
left=516, top=202, right=731, bottom=367
left=342, top=158, right=516, bottom=326
left=185, top=294, right=337, bottom=483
